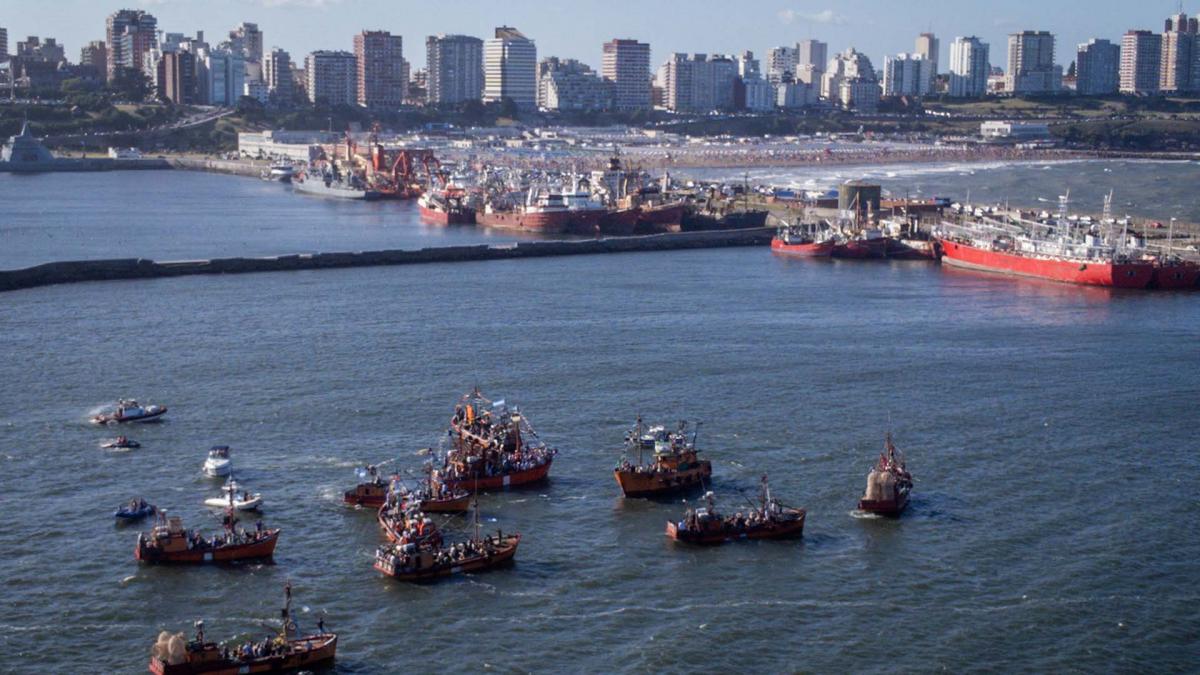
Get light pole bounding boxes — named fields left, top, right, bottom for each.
left=1168, top=217, right=1176, bottom=259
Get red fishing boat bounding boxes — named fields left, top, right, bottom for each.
left=857, top=433, right=913, bottom=516
left=135, top=513, right=278, bottom=564
left=833, top=231, right=890, bottom=259
left=636, top=200, right=685, bottom=232
left=343, top=464, right=391, bottom=507
left=666, top=477, right=806, bottom=545
left=614, top=418, right=712, bottom=498
left=418, top=185, right=476, bottom=225
left=597, top=206, right=640, bottom=236
left=771, top=223, right=836, bottom=257
left=147, top=582, right=336, bottom=674
left=374, top=532, right=520, bottom=582
left=477, top=177, right=606, bottom=234
left=439, top=388, right=557, bottom=493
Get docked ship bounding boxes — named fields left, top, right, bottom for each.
left=935, top=198, right=1156, bottom=289
left=666, top=477, right=806, bottom=545
left=858, top=433, right=913, bottom=516
left=418, top=184, right=476, bottom=225
left=135, top=512, right=279, bottom=564
left=614, top=419, right=712, bottom=498
left=771, top=221, right=837, bottom=257
left=476, top=177, right=607, bottom=235
left=292, top=166, right=381, bottom=201
left=438, top=388, right=556, bottom=492
left=1151, top=258, right=1200, bottom=290
left=147, top=583, right=336, bottom=674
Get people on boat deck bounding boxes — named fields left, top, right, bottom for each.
left=382, top=532, right=503, bottom=571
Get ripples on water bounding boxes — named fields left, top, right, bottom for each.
left=1, top=164, right=1198, bottom=672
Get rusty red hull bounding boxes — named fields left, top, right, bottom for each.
left=665, top=512, right=806, bottom=545
left=443, top=458, right=553, bottom=493
left=148, top=635, right=336, bottom=674
left=135, top=531, right=279, bottom=564
left=771, top=238, right=836, bottom=257
left=939, top=238, right=1155, bottom=288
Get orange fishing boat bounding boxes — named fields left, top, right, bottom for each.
left=147, top=582, right=336, bottom=674
left=614, top=418, right=712, bottom=498
left=135, top=512, right=278, bottom=564
left=666, top=477, right=806, bottom=545
left=343, top=464, right=391, bottom=507
left=439, top=388, right=557, bottom=492
left=374, top=532, right=520, bottom=582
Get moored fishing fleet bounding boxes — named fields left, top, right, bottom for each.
left=771, top=183, right=1200, bottom=291
left=91, top=388, right=914, bottom=672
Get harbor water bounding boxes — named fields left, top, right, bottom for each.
left=1, top=161, right=1197, bottom=673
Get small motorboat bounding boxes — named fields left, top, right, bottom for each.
left=90, top=399, right=167, bottom=425
left=101, top=436, right=141, bottom=450
left=204, top=478, right=262, bottom=511
left=202, top=446, right=232, bottom=477
left=114, top=498, right=157, bottom=522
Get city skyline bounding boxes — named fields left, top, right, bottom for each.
left=6, top=0, right=1195, bottom=73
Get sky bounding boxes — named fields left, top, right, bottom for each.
left=2, top=0, right=1191, bottom=73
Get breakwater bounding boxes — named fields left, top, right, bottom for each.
left=0, top=157, right=171, bottom=172
left=0, top=228, right=773, bottom=293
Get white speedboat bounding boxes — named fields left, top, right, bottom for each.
left=91, top=399, right=167, bottom=425
left=262, top=162, right=296, bottom=182
left=202, top=446, right=232, bottom=477
left=204, top=478, right=262, bottom=511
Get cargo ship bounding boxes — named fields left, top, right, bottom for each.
left=935, top=198, right=1155, bottom=289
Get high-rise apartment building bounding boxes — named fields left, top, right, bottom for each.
left=106, top=9, right=158, bottom=81
left=306, top=50, right=357, bottom=106
left=659, top=53, right=736, bottom=112
left=484, top=26, right=537, bottom=109
left=602, top=39, right=651, bottom=111
left=80, top=41, right=108, bottom=76
left=916, top=33, right=940, bottom=75
left=354, top=30, right=405, bottom=109
left=16, top=37, right=65, bottom=63
left=203, top=49, right=245, bottom=106
left=229, top=23, right=263, bottom=64
left=1075, top=39, right=1120, bottom=95
left=158, top=51, right=196, bottom=104
left=263, top=48, right=293, bottom=102
left=0, top=28, right=8, bottom=60
left=426, top=34, right=483, bottom=105
left=797, top=39, right=827, bottom=85
left=1120, top=30, right=1162, bottom=94
left=883, top=53, right=934, bottom=97
left=765, top=46, right=798, bottom=83
left=948, top=36, right=989, bottom=97
left=1006, top=31, right=1060, bottom=93
left=821, top=48, right=875, bottom=100
left=1160, top=13, right=1198, bottom=93
left=538, top=57, right=612, bottom=111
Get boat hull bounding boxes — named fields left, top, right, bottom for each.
left=148, top=634, right=336, bottom=674
left=476, top=209, right=601, bottom=235
left=443, top=458, right=553, bottom=493
left=292, top=180, right=380, bottom=201
left=343, top=483, right=388, bottom=508
left=91, top=408, right=167, bottom=425
left=834, top=238, right=889, bottom=259
left=858, top=491, right=909, bottom=517
left=419, top=203, right=476, bottom=225
left=597, top=207, right=639, bottom=236
left=770, top=238, right=836, bottom=257
left=1151, top=262, right=1200, bottom=290
left=203, top=497, right=262, bottom=511
left=938, top=239, right=1155, bottom=288
left=637, top=202, right=685, bottom=232
left=665, top=511, right=806, bottom=545
left=614, top=462, right=712, bottom=498
left=203, top=462, right=232, bottom=477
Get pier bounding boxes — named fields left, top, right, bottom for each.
left=0, top=228, right=773, bottom=293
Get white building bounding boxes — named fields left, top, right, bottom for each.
left=237, top=130, right=334, bottom=161
left=204, top=48, right=245, bottom=105
left=822, top=48, right=875, bottom=100
left=305, top=50, right=357, bottom=105
left=839, top=78, right=881, bottom=112
left=1120, top=30, right=1162, bottom=94
left=949, top=37, right=990, bottom=97
left=263, top=48, right=293, bottom=102
left=766, top=46, right=798, bottom=83
left=776, top=81, right=817, bottom=109
left=243, top=80, right=269, bottom=103
left=980, top=120, right=1051, bottom=141
left=1006, top=31, right=1060, bottom=94
left=659, top=53, right=736, bottom=112
left=601, top=38, right=651, bottom=111
left=426, top=34, right=483, bottom=105
left=484, top=26, right=537, bottom=109
left=882, top=53, right=933, bottom=97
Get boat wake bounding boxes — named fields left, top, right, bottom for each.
left=849, top=510, right=883, bottom=520
left=119, top=575, right=138, bottom=586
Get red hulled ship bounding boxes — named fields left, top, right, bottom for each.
left=135, top=513, right=279, bottom=564
left=771, top=223, right=836, bottom=257
left=418, top=186, right=476, bottom=225
left=614, top=419, right=712, bottom=498
left=437, top=389, right=557, bottom=493
left=666, top=477, right=806, bottom=545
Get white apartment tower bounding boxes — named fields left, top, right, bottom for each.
left=484, top=26, right=537, bottom=109
left=426, top=34, right=483, bottom=105
left=306, top=50, right=357, bottom=105
left=1120, top=30, right=1162, bottom=94
left=949, top=36, right=989, bottom=97
left=1006, top=31, right=1060, bottom=93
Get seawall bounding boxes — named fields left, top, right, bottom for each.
left=0, top=158, right=172, bottom=172
left=0, top=228, right=773, bottom=293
